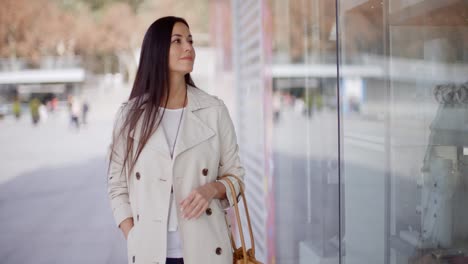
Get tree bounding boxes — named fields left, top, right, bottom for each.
left=0, top=0, right=211, bottom=74
left=141, top=0, right=210, bottom=40
left=97, top=2, right=143, bottom=77
left=0, top=0, right=78, bottom=65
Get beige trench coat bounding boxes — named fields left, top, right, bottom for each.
left=107, top=86, right=245, bottom=264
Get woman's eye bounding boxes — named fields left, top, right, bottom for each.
left=172, top=39, right=181, bottom=44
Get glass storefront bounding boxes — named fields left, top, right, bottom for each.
left=269, top=0, right=340, bottom=263
left=340, top=1, right=468, bottom=263
left=214, top=0, right=468, bottom=263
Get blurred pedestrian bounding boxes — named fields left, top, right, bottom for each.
left=294, top=97, right=305, bottom=115
left=29, top=97, right=40, bottom=125
left=273, top=90, right=281, bottom=122
left=51, top=97, right=58, bottom=112
left=39, top=102, right=48, bottom=123
left=67, top=95, right=73, bottom=112
left=12, top=97, right=21, bottom=120
left=69, top=96, right=80, bottom=130
left=107, top=16, right=245, bottom=264
left=82, top=100, right=89, bottom=125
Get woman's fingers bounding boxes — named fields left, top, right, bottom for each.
left=185, top=203, right=201, bottom=220
left=180, top=192, right=195, bottom=210
left=192, top=204, right=206, bottom=219
left=183, top=195, right=210, bottom=220
left=192, top=202, right=209, bottom=219
left=180, top=184, right=215, bottom=220
left=184, top=195, right=203, bottom=219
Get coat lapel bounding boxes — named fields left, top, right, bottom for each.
left=134, top=86, right=216, bottom=160
left=172, top=86, right=216, bottom=159
left=173, top=109, right=215, bottom=160
left=130, top=112, right=170, bottom=158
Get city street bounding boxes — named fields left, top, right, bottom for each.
left=0, top=80, right=129, bottom=264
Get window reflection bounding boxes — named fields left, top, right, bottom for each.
left=224, top=0, right=467, bottom=263
left=340, top=0, right=468, bottom=263
left=271, top=0, right=339, bottom=263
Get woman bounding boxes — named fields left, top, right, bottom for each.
left=107, top=16, right=245, bottom=264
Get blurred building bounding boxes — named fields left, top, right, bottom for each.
left=0, top=56, right=85, bottom=102
left=211, top=0, right=468, bottom=263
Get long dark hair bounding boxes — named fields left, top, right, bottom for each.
left=109, top=16, right=196, bottom=176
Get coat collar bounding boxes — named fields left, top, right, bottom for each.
left=185, top=85, right=222, bottom=111
left=130, top=85, right=219, bottom=160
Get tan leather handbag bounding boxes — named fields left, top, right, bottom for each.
left=218, top=174, right=263, bottom=264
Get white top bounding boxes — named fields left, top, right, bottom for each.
left=160, top=107, right=184, bottom=258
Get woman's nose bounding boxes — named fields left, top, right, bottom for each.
left=184, top=42, right=193, bottom=52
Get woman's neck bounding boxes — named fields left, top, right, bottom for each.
left=162, top=75, right=187, bottom=109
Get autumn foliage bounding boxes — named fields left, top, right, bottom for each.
left=0, top=0, right=208, bottom=66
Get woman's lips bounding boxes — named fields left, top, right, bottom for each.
left=180, top=57, right=193, bottom=61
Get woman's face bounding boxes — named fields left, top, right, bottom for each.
left=169, top=22, right=195, bottom=75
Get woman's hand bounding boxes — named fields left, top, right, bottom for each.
left=119, top=217, right=134, bottom=240
left=180, top=182, right=225, bottom=220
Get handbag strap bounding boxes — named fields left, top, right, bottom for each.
left=219, top=174, right=256, bottom=259
left=225, top=174, right=256, bottom=256
left=220, top=175, right=248, bottom=262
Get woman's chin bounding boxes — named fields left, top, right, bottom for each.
left=171, top=68, right=193, bottom=76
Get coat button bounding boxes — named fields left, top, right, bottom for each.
left=206, top=208, right=212, bottom=215
left=202, top=168, right=208, bottom=176
left=136, top=172, right=141, bottom=180
left=132, top=255, right=135, bottom=263
left=216, top=247, right=222, bottom=255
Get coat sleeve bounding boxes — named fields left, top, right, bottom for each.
left=107, top=106, right=133, bottom=227
left=216, top=102, right=246, bottom=209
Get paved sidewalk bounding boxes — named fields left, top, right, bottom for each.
left=0, top=80, right=129, bottom=264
